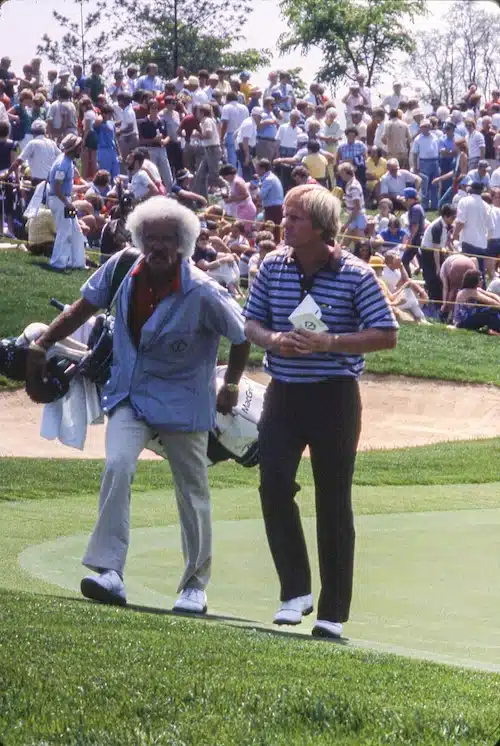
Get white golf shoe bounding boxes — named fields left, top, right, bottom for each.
left=173, top=588, right=208, bottom=614
left=273, top=593, right=313, bottom=625
left=80, top=570, right=127, bottom=606
left=312, top=620, right=343, bottom=639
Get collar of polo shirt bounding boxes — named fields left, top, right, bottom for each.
left=285, top=243, right=343, bottom=272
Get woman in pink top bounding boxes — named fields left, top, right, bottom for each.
left=219, top=163, right=257, bottom=232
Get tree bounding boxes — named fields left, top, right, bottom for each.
left=37, top=0, right=114, bottom=74
left=405, top=1, right=500, bottom=105
left=113, top=0, right=270, bottom=78
left=279, top=0, right=426, bottom=91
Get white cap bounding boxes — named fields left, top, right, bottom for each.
left=251, top=107, right=263, bottom=117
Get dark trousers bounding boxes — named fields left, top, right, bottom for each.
left=237, top=145, right=255, bottom=182
left=419, top=246, right=442, bottom=302
left=462, top=241, right=487, bottom=280
left=258, top=377, right=361, bottom=623
left=166, top=141, right=183, bottom=175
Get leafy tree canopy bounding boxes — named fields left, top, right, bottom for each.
left=279, top=0, right=426, bottom=90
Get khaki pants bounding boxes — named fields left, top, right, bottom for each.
left=82, top=403, right=211, bottom=592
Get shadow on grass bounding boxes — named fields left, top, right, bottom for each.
left=51, top=593, right=349, bottom=646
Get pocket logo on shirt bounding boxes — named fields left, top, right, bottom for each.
left=171, top=339, right=188, bottom=353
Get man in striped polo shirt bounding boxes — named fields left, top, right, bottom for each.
left=243, top=185, right=398, bottom=639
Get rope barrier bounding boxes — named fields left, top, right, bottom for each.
left=2, top=177, right=500, bottom=265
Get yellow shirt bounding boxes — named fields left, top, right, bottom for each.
left=240, top=82, right=252, bottom=104
left=302, top=153, right=328, bottom=180
left=366, top=156, right=387, bottom=183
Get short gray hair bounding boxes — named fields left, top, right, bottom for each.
left=125, top=196, right=201, bottom=258
left=285, top=185, right=341, bottom=242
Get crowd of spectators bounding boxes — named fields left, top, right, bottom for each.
left=3, top=55, right=500, bottom=331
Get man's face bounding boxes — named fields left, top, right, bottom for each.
left=128, top=69, right=138, bottom=79
left=1, top=59, right=11, bottom=70
left=465, top=121, right=475, bottom=132
left=386, top=254, right=401, bottom=269
left=177, top=67, right=185, bottom=78
left=478, top=165, right=487, bottom=176
left=126, top=154, right=136, bottom=171
left=148, top=65, right=158, bottom=77
left=73, top=66, right=82, bottom=77
left=283, top=195, right=318, bottom=249
left=142, top=217, right=180, bottom=275
left=346, top=132, right=356, bottom=143
left=388, top=163, right=398, bottom=176
left=394, top=84, right=402, bottom=94
left=420, top=124, right=431, bottom=136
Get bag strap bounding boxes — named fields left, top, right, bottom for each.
left=108, top=247, right=141, bottom=311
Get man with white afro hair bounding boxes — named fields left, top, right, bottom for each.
left=27, top=195, right=250, bottom=614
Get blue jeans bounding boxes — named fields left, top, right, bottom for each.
left=419, top=159, right=440, bottom=210
left=224, top=132, right=237, bottom=167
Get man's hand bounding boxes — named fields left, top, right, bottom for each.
left=271, top=330, right=334, bottom=356
left=288, top=329, right=335, bottom=355
left=216, top=383, right=239, bottom=414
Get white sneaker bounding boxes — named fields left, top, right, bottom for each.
left=173, top=588, right=207, bottom=614
left=80, top=570, right=127, bottom=606
left=312, top=620, right=343, bottom=639
left=273, top=594, right=313, bottom=625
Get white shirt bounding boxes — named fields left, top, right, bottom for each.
left=382, top=266, right=402, bottom=293
left=466, top=130, right=485, bottom=160
left=143, top=158, right=161, bottom=184
left=456, top=193, right=493, bottom=249
left=276, top=122, right=299, bottom=149
left=191, top=88, right=209, bottom=108
left=382, top=93, right=406, bottom=111
left=47, top=101, right=63, bottom=129
left=235, top=116, right=257, bottom=148
left=0, top=101, right=7, bottom=125
left=489, top=205, right=500, bottom=239
left=200, top=117, right=220, bottom=146
left=221, top=101, right=249, bottom=134
left=19, top=136, right=61, bottom=180
left=130, top=169, right=153, bottom=200
left=119, top=103, right=139, bottom=136
left=491, top=112, right=500, bottom=130
left=490, top=167, right=500, bottom=188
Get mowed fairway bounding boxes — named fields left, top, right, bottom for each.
left=2, top=445, right=500, bottom=744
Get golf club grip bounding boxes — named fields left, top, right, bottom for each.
left=49, top=298, right=65, bottom=311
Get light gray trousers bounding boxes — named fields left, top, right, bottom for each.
left=82, top=404, right=211, bottom=592
left=147, top=146, right=173, bottom=191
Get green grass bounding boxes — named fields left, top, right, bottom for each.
left=366, top=322, right=500, bottom=385
left=2, top=444, right=500, bottom=743
left=2, top=590, right=500, bottom=746
left=2, top=436, right=500, bottom=503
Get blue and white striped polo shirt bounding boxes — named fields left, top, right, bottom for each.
left=243, top=247, right=398, bottom=383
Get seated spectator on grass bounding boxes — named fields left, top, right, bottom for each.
left=99, top=192, right=134, bottom=263
left=454, top=268, right=500, bottom=332
left=193, top=228, right=241, bottom=297
left=379, top=217, right=407, bottom=249
left=224, top=220, right=250, bottom=254
left=85, top=169, right=111, bottom=199
left=374, top=197, right=395, bottom=233
left=365, top=146, right=387, bottom=207
left=382, top=249, right=428, bottom=322
left=248, top=238, right=276, bottom=287
left=380, top=158, right=421, bottom=210
left=126, top=150, right=160, bottom=202
left=353, top=239, right=374, bottom=264
left=171, top=168, right=208, bottom=211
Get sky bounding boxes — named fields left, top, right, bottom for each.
left=1, top=0, right=499, bottom=98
